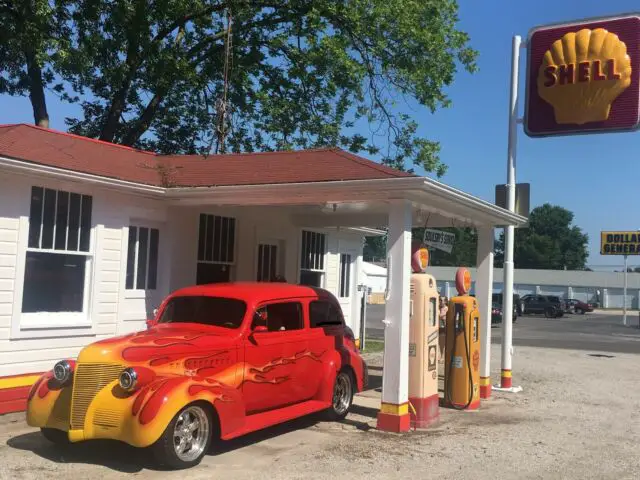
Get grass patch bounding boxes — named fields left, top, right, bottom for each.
left=361, top=339, right=384, bottom=353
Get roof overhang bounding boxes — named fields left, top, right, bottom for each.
left=0, top=155, right=526, bottom=229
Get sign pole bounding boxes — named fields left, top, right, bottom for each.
left=623, top=254, right=628, bottom=326
left=500, top=35, right=522, bottom=390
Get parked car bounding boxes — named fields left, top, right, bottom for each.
left=26, top=283, right=367, bottom=470
left=521, top=294, right=565, bottom=318
left=491, top=302, right=503, bottom=324
left=565, top=299, right=594, bottom=314
left=492, top=293, right=523, bottom=317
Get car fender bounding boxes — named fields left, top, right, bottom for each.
left=314, top=350, right=341, bottom=404
left=85, top=376, right=245, bottom=448
left=26, top=372, right=72, bottom=431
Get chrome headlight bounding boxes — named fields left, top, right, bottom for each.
left=119, top=368, right=138, bottom=391
left=53, top=360, right=73, bottom=384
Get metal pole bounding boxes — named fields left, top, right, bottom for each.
left=500, top=35, right=522, bottom=389
left=623, top=255, right=628, bottom=326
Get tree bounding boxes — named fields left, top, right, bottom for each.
left=0, top=0, right=71, bottom=127
left=495, top=203, right=589, bottom=270
left=363, top=226, right=478, bottom=266
left=1, top=0, right=477, bottom=172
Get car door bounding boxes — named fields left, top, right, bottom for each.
left=524, top=295, right=541, bottom=314
left=242, top=300, right=309, bottom=413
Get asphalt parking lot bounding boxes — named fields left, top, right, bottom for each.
left=365, top=305, right=640, bottom=354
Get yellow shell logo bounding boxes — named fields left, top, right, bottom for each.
left=537, top=28, right=632, bottom=125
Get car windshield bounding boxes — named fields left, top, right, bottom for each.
left=158, top=295, right=247, bottom=329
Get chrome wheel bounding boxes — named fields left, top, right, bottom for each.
left=172, top=405, right=210, bottom=463
left=332, top=372, right=352, bottom=416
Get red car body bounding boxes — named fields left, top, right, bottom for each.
left=566, top=298, right=594, bottom=314
left=27, top=282, right=366, bottom=469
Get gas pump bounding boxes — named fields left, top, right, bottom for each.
left=444, top=267, right=481, bottom=410
left=408, top=245, right=440, bottom=428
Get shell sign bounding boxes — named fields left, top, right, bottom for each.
left=525, top=14, right=640, bottom=137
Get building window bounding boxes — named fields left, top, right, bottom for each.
left=23, top=186, right=93, bottom=314
left=196, top=214, right=236, bottom=284
left=339, top=253, right=352, bottom=298
left=257, top=244, right=278, bottom=282
left=126, top=226, right=159, bottom=290
left=299, top=230, right=326, bottom=287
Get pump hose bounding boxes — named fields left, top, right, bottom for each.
left=445, top=318, right=475, bottom=410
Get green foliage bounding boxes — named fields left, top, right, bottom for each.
left=495, top=203, right=589, bottom=270
left=0, top=0, right=72, bottom=126
left=363, top=233, right=387, bottom=263
left=1, top=0, right=477, bottom=173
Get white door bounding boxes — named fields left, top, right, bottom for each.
left=120, top=222, right=167, bottom=333
left=256, top=238, right=285, bottom=282
left=337, top=251, right=358, bottom=329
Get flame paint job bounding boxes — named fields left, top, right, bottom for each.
left=26, top=283, right=366, bottom=448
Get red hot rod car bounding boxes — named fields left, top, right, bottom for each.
left=26, top=283, right=367, bottom=469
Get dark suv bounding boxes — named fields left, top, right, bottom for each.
left=521, top=295, right=565, bottom=318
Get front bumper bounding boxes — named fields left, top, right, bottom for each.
left=25, top=372, right=183, bottom=448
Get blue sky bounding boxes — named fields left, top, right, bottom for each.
left=408, top=1, right=640, bottom=269
left=0, top=1, right=638, bottom=268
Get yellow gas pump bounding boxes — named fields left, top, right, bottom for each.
left=408, top=245, right=440, bottom=427
left=444, top=267, right=481, bottom=410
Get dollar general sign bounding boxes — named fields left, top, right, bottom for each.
left=601, top=231, right=640, bottom=255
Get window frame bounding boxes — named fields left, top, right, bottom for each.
left=124, top=224, right=160, bottom=297
left=196, top=213, right=237, bottom=284
left=298, top=229, right=327, bottom=287
left=13, top=184, right=96, bottom=337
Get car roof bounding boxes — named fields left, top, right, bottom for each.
left=169, top=282, right=337, bottom=304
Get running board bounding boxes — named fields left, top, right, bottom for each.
left=222, top=400, right=330, bottom=440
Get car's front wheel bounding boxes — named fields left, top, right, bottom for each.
left=41, top=427, right=70, bottom=445
left=151, top=403, right=213, bottom=470
left=325, top=370, right=354, bottom=421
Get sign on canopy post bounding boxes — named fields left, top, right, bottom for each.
left=422, top=228, right=455, bottom=254
left=498, top=13, right=640, bottom=393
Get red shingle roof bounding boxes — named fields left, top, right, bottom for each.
left=0, top=124, right=413, bottom=187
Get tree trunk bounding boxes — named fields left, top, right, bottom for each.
left=121, top=89, right=167, bottom=146
left=24, top=49, right=49, bottom=128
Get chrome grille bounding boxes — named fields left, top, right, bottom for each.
left=70, top=363, right=122, bottom=429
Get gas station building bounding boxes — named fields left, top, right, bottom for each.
left=0, top=123, right=527, bottom=417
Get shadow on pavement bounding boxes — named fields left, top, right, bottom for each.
left=8, top=433, right=147, bottom=473
left=8, top=414, right=325, bottom=472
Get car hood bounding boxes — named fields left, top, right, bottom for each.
left=78, top=324, right=237, bottom=367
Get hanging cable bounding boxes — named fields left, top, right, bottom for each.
left=215, top=7, right=233, bottom=154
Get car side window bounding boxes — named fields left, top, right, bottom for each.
left=258, top=302, right=303, bottom=332
left=309, top=300, right=343, bottom=327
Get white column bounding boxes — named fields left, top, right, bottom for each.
left=500, top=35, right=522, bottom=390
left=568, top=286, right=573, bottom=299
left=381, top=200, right=412, bottom=408
left=475, top=227, right=494, bottom=398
